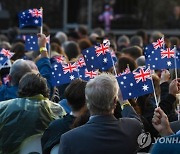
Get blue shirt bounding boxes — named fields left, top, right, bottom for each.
left=0, top=85, right=18, bottom=101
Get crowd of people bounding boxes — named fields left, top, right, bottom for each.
left=0, top=25, right=180, bottom=154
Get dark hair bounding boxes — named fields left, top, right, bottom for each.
left=51, top=43, right=63, bottom=55
left=64, top=79, right=87, bottom=111
left=63, top=41, right=80, bottom=61
left=50, top=37, right=61, bottom=46
left=78, top=38, right=92, bottom=51
left=77, top=25, right=88, bottom=36
left=18, top=72, right=49, bottom=98
left=130, top=35, right=143, bottom=47
left=122, top=46, right=143, bottom=60
left=117, top=56, right=137, bottom=73
left=11, top=42, right=25, bottom=61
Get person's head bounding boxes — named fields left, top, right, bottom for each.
left=136, top=30, right=148, bottom=45
left=85, top=73, right=119, bottom=115
left=92, top=27, right=105, bottom=38
left=55, top=31, right=68, bottom=45
left=150, top=31, right=163, bottom=43
left=78, top=38, right=92, bottom=51
left=122, top=46, right=143, bottom=60
left=117, top=35, right=130, bottom=51
left=117, top=56, right=137, bottom=73
left=89, top=33, right=99, bottom=45
left=136, top=56, right=145, bottom=66
left=11, top=42, right=25, bottom=61
left=77, top=25, right=88, bottom=39
left=18, top=72, right=49, bottom=98
left=0, top=41, right=11, bottom=50
left=50, top=43, right=64, bottom=57
left=64, top=79, right=87, bottom=112
left=117, top=35, right=130, bottom=47
left=9, top=59, right=37, bottom=86
left=63, top=41, right=80, bottom=61
left=0, top=34, right=9, bottom=43
left=130, top=35, right=143, bottom=47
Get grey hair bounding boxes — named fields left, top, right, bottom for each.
left=85, top=73, right=119, bottom=115
left=9, top=59, right=34, bottom=86
left=55, top=31, right=68, bottom=45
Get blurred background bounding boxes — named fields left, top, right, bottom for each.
left=0, top=0, right=179, bottom=36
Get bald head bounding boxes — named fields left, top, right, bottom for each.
left=9, top=59, right=38, bottom=86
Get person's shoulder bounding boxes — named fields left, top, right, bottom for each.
left=49, top=114, right=74, bottom=128
left=119, top=117, right=142, bottom=128
left=61, top=122, right=88, bottom=138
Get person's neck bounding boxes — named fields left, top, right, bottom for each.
left=90, top=111, right=114, bottom=117
left=71, top=107, right=85, bottom=117
left=71, top=111, right=82, bottom=117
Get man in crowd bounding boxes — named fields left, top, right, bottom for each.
left=59, top=73, right=143, bottom=154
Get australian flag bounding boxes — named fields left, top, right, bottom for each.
left=51, top=61, right=79, bottom=86
left=144, top=44, right=180, bottom=70
left=0, top=49, right=14, bottom=69
left=82, top=42, right=115, bottom=71
left=19, top=8, right=42, bottom=28
left=78, top=67, right=98, bottom=81
left=117, top=66, right=153, bottom=100
left=25, top=35, right=50, bottom=51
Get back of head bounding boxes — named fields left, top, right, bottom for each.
left=0, top=41, right=11, bottom=50
left=117, top=56, right=137, bottom=73
left=130, top=35, right=143, bottom=47
left=136, top=30, right=147, bottom=41
left=77, top=25, right=88, bottom=38
left=117, top=35, right=130, bottom=47
left=55, top=31, right=68, bottom=45
left=50, top=43, right=64, bottom=56
left=11, top=42, right=25, bottom=61
left=150, top=31, right=163, bottom=43
left=122, top=46, right=143, bottom=60
left=18, top=72, right=49, bottom=98
left=85, top=73, right=119, bottom=115
left=78, top=38, right=92, bottom=51
left=9, top=59, right=36, bottom=86
left=93, top=27, right=105, bottom=38
left=64, top=79, right=87, bottom=112
left=63, top=41, right=80, bottom=61
left=136, top=56, right=145, bottom=66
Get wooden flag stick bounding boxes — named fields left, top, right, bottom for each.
left=40, top=7, right=43, bottom=34
left=149, top=65, right=159, bottom=107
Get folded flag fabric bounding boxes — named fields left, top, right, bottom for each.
left=25, top=35, right=50, bottom=51
left=50, top=55, right=66, bottom=64
left=19, top=8, right=42, bottom=28
left=117, top=66, right=131, bottom=77
left=51, top=61, right=79, bottom=86
left=152, top=37, right=164, bottom=49
left=0, top=49, right=14, bottom=69
left=117, top=66, right=153, bottom=100
left=82, top=42, right=115, bottom=71
left=144, top=44, right=180, bottom=70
